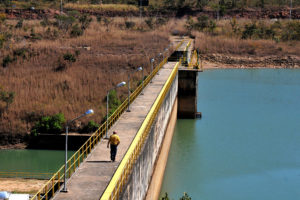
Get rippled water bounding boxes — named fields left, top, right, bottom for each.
left=160, top=69, right=300, bottom=200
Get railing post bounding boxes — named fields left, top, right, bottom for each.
left=73, top=156, right=76, bottom=172
left=58, top=172, right=61, bottom=189
left=52, top=178, right=55, bottom=197
left=45, top=184, right=48, bottom=200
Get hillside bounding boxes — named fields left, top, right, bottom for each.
left=0, top=1, right=300, bottom=147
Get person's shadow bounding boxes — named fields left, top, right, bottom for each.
left=86, top=161, right=111, bottom=163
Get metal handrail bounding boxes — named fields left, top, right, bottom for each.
left=29, top=38, right=186, bottom=200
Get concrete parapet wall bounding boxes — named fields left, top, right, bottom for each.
left=121, top=73, right=178, bottom=200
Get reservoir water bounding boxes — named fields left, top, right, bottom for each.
left=0, top=149, right=74, bottom=174
left=160, top=69, right=300, bottom=199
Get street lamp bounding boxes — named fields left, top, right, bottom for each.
left=60, top=0, right=63, bottom=14
left=290, top=0, right=293, bottom=20
left=150, top=58, right=155, bottom=83
left=164, top=48, right=168, bottom=61
left=140, top=66, right=145, bottom=95
left=156, top=53, right=163, bottom=75
left=127, top=67, right=143, bottom=112
left=106, top=81, right=126, bottom=139
left=62, top=109, right=94, bottom=192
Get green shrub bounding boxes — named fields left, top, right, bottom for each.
left=125, top=21, right=135, bottom=29
left=2, top=55, right=13, bottom=68
left=96, top=15, right=102, bottom=23
left=70, top=24, right=83, bottom=37
left=15, top=19, right=23, bottom=29
left=54, top=15, right=75, bottom=30
left=79, top=14, right=92, bottom=30
left=242, top=22, right=257, bottom=39
left=40, top=18, right=51, bottom=27
left=0, top=13, right=6, bottom=23
left=13, top=48, right=28, bottom=59
left=63, top=53, right=76, bottom=62
left=81, top=120, right=99, bottom=133
left=31, top=113, right=66, bottom=135
left=145, top=17, right=154, bottom=29
left=0, top=34, right=5, bottom=48
left=196, top=15, right=209, bottom=31
left=281, top=21, right=300, bottom=41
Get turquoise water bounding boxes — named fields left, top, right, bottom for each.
left=160, top=69, right=300, bottom=200
left=0, top=149, right=74, bottom=173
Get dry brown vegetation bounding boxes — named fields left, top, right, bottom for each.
left=0, top=16, right=171, bottom=139
left=192, top=18, right=300, bottom=67
left=0, top=178, right=47, bottom=194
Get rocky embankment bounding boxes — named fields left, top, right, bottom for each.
left=202, top=54, right=300, bottom=68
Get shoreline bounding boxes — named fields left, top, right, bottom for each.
left=0, top=143, right=27, bottom=150
left=203, top=61, right=300, bottom=69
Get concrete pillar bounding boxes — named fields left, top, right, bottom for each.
left=177, top=69, right=198, bottom=118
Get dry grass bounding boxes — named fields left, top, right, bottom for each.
left=64, top=3, right=139, bottom=12
left=0, top=18, right=170, bottom=136
left=0, top=178, right=47, bottom=194
left=195, top=32, right=300, bottom=57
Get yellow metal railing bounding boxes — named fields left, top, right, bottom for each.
left=188, top=50, right=202, bottom=69
left=100, top=62, right=180, bottom=200
left=0, top=172, right=53, bottom=180
left=29, top=39, right=186, bottom=200
left=181, top=40, right=192, bottom=66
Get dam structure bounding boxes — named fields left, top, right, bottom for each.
left=30, top=37, right=200, bottom=200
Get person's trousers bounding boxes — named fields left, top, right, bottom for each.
left=110, top=144, right=117, bottom=161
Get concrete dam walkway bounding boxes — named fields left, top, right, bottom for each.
left=52, top=61, right=179, bottom=200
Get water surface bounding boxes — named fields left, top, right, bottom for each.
left=160, top=69, right=300, bottom=200
left=0, top=149, right=74, bottom=173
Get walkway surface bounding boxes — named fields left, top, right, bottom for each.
left=52, top=61, right=179, bottom=200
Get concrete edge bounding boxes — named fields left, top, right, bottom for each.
left=145, top=97, right=178, bottom=200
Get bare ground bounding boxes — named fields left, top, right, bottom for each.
left=202, top=54, right=300, bottom=69
left=0, top=178, right=47, bottom=194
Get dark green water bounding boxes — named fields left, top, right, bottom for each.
left=160, top=69, right=300, bottom=200
left=0, top=149, right=74, bottom=173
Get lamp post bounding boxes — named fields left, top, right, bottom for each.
left=164, top=48, right=168, bottom=62
left=290, top=0, right=293, bottom=20
left=127, top=67, right=143, bottom=112
left=60, top=0, right=63, bottom=14
left=62, top=109, right=94, bottom=193
left=106, top=81, right=126, bottom=139
left=141, top=66, right=145, bottom=95
left=150, top=58, right=155, bottom=83
left=156, top=53, right=163, bottom=75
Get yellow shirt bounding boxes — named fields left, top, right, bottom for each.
left=109, top=134, right=120, bottom=145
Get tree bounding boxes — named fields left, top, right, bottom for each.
left=180, top=192, right=192, bottom=200
left=0, top=89, right=15, bottom=110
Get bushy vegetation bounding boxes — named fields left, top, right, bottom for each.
left=31, top=113, right=65, bottom=135
left=0, top=88, right=15, bottom=116
left=161, top=192, right=192, bottom=200
left=81, top=120, right=99, bottom=133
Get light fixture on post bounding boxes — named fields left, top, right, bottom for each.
left=157, top=53, right=163, bottom=75
left=106, top=81, right=126, bottom=139
left=150, top=58, right=155, bottom=83
left=62, top=109, right=94, bottom=193
left=127, top=67, right=143, bottom=112
left=290, top=0, right=293, bottom=20
left=164, top=48, right=168, bottom=62
left=60, top=0, right=63, bottom=14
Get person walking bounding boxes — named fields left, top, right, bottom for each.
left=107, top=131, right=120, bottom=162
